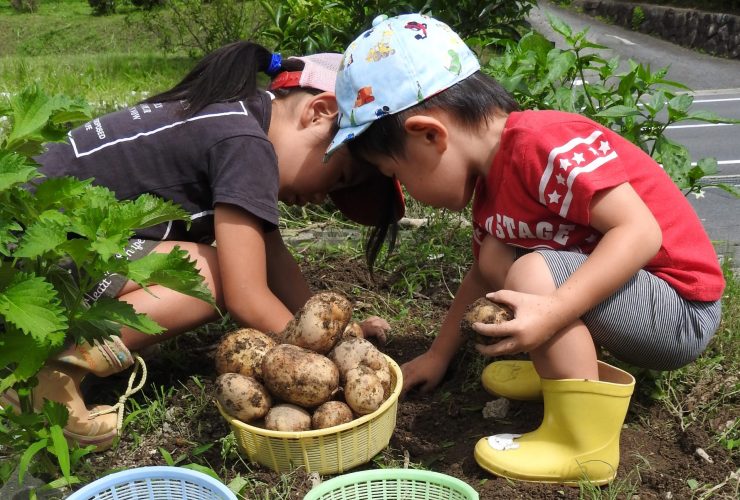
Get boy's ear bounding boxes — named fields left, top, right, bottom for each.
left=403, top=115, right=448, bottom=153
left=300, top=92, right=339, bottom=127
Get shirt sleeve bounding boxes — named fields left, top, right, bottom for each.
left=207, top=135, right=280, bottom=227
left=520, top=122, right=629, bottom=226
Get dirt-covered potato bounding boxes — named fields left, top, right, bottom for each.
left=460, top=297, right=513, bottom=345
left=264, top=404, right=311, bottom=432
left=262, top=344, right=339, bottom=408
left=215, top=373, right=271, bottom=422
left=214, top=328, right=276, bottom=379
left=282, top=292, right=352, bottom=354
left=311, top=401, right=354, bottom=429
left=328, top=337, right=387, bottom=382
left=341, top=321, right=364, bottom=340
left=343, top=365, right=385, bottom=415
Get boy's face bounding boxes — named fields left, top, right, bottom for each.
left=363, top=149, right=476, bottom=212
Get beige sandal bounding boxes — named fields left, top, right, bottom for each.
left=0, top=337, right=146, bottom=451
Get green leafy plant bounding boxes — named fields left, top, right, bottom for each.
left=0, top=86, right=214, bottom=487
left=484, top=14, right=740, bottom=196
left=631, top=6, right=646, bottom=30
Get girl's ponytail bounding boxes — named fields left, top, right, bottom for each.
left=143, top=42, right=274, bottom=117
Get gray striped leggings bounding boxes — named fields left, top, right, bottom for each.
left=536, top=250, right=722, bottom=371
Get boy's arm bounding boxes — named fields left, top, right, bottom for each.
left=401, top=260, right=490, bottom=393
left=214, top=203, right=295, bottom=334
left=476, top=182, right=662, bottom=356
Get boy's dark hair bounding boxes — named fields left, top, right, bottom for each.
left=351, top=72, right=519, bottom=270
left=348, top=72, right=519, bottom=161
left=143, top=42, right=310, bottom=117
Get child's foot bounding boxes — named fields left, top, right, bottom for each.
left=1, top=363, right=118, bottom=451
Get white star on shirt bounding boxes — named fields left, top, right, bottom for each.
left=556, top=174, right=566, bottom=185
left=598, top=141, right=612, bottom=154
left=572, top=152, right=585, bottom=164
left=559, top=158, right=571, bottom=170
left=548, top=190, right=562, bottom=204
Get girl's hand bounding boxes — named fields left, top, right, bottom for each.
left=472, top=289, right=568, bottom=357
left=359, top=316, right=390, bottom=344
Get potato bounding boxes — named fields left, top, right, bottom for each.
left=328, top=337, right=388, bottom=382
left=264, top=404, right=311, bottom=432
left=344, top=366, right=385, bottom=415
left=215, top=373, right=271, bottom=422
left=214, top=328, right=276, bottom=379
left=460, top=297, right=513, bottom=345
left=282, top=292, right=352, bottom=354
left=262, top=344, right=339, bottom=408
left=311, top=401, right=354, bottom=429
left=341, top=321, right=364, bottom=340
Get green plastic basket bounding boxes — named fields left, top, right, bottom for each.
left=303, top=469, right=479, bottom=500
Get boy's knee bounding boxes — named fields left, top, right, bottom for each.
left=504, top=252, right=556, bottom=294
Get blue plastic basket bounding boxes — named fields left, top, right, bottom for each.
left=66, top=466, right=237, bottom=500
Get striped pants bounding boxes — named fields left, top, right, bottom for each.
left=536, top=250, right=722, bottom=371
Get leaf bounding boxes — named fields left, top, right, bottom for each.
left=0, top=328, right=56, bottom=384
left=13, top=217, right=69, bottom=259
left=48, top=424, right=71, bottom=480
left=126, top=248, right=214, bottom=304
left=18, top=439, right=48, bottom=484
left=32, top=176, right=92, bottom=211
left=42, top=400, right=69, bottom=428
left=594, top=105, right=641, bottom=118
left=0, top=273, right=68, bottom=342
left=0, top=151, right=42, bottom=192
left=117, top=194, right=191, bottom=230
left=70, top=297, right=164, bottom=339
left=181, top=463, right=221, bottom=481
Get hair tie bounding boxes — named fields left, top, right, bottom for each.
left=266, top=53, right=282, bottom=77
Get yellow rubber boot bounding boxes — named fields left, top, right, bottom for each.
left=481, top=360, right=542, bottom=401
left=474, top=362, right=635, bottom=485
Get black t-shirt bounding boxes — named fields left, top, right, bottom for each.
left=37, top=93, right=279, bottom=244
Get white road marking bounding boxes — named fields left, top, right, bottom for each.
left=607, top=34, right=636, bottom=45
left=666, top=123, right=734, bottom=129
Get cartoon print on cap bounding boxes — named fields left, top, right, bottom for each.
left=446, top=50, right=462, bottom=75
left=366, top=42, right=395, bottom=62
left=405, top=21, right=428, bottom=39
left=355, top=86, right=375, bottom=107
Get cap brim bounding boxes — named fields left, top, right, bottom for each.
left=325, top=121, right=372, bottom=159
left=329, top=171, right=405, bottom=227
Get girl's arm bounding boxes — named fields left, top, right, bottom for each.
left=477, top=182, right=662, bottom=355
left=401, top=260, right=490, bottom=393
left=263, top=229, right=312, bottom=313
left=214, top=203, right=295, bottom=333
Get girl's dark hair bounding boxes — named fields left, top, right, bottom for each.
left=365, top=187, right=400, bottom=273
left=352, top=71, right=519, bottom=270
left=143, top=42, right=310, bottom=117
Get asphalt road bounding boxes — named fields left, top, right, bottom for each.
left=528, top=2, right=740, bottom=267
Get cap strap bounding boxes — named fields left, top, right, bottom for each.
left=265, top=52, right=282, bottom=76
left=269, top=70, right=303, bottom=90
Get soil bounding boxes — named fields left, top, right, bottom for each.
left=77, top=254, right=738, bottom=499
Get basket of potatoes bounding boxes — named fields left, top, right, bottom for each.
left=213, top=292, right=402, bottom=474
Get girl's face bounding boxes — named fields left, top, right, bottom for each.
left=278, top=143, right=354, bottom=206
left=271, top=92, right=356, bottom=206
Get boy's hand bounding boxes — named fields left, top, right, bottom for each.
left=400, top=350, right=449, bottom=396
left=471, top=290, right=567, bottom=357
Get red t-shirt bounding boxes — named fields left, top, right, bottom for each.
left=472, top=110, right=725, bottom=302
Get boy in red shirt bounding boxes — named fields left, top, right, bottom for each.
left=326, top=14, right=724, bottom=485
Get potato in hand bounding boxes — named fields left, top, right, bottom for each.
left=460, top=297, right=513, bottom=345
